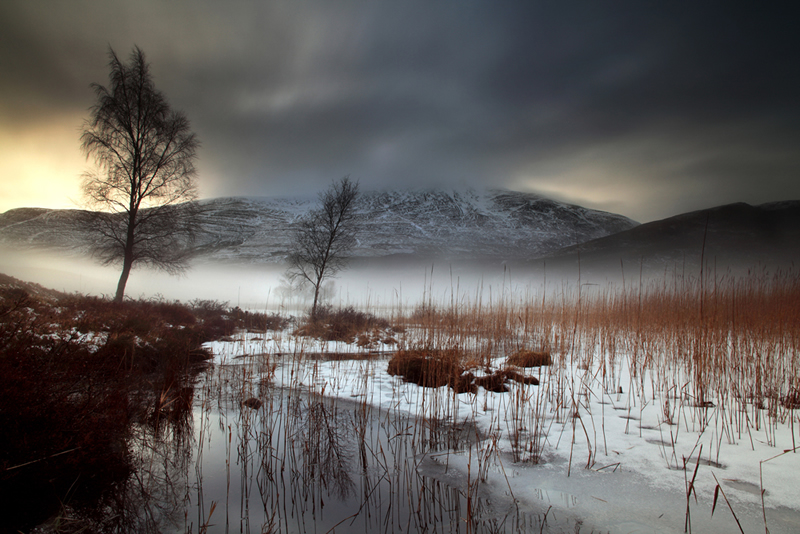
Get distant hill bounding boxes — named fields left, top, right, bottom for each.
left=0, top=188, right=639, bottom=263
left=534, top=201, right=800, bottom=279
left=0, top=272, right=67, bottom=302
left=3, top=192, right=797, bottom=282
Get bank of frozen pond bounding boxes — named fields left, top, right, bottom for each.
left=117, top=357, right=580, bottom=533
left=195, top=329, right=800, bottom=534
left=177, top=364, right=579, bottom=533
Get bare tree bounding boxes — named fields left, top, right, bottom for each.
left=81, top=46, right=200, bottom=302
left=286, top=177, right=361, bottom=317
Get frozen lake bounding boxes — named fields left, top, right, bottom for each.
left=4, top=246, right=799, bottom=532
left=196, top=333, right=800, bottom=533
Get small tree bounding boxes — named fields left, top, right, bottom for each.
left=81, top=46, right=200, bottom=302
left=286, top=177, right=361, bottom=317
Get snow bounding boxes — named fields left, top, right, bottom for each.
left=202, top=332, right=800, bottom=533
left=1, top=189, right=639, bottom=264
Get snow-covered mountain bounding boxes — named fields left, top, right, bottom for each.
left=0, top=189, right=639, bottom=263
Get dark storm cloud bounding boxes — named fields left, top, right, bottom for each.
left=1, top=1, right=798, bottom=221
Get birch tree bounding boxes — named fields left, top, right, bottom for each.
left=81, top=46, right=199, bottom=302
left=286, top=177, right=360, bottom=317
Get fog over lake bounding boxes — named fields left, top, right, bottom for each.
left=1, top=247, right=586, bottom=311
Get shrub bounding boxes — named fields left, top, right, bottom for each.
left=0, top=280, right=222, bottom=530
left=228, top=307, right=290, bottom=332
left=0, top=296, right=132, bottom=530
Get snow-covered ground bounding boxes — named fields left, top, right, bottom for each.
left=203, top=332, right=800, bottom=533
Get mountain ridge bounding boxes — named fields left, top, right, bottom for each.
left=0, top=188, right=638, bottom=263
left=533, top=199, right=800, bottom=277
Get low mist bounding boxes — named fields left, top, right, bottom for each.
left=4, top=246, right=710, bottom=313
left=1, top=247, right=599, bottom=311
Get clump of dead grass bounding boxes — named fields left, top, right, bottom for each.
left=296, top=304, right=392, bottom=342
left=387, top=348, right=541, bottom=394
left=387, top=348, right=475, bottom=393
left=473, top=369, right=540, bottom=393
left=507, top=350, right=552, bottom=367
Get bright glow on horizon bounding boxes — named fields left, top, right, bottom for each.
left=0, top=118, right=85, bottom=213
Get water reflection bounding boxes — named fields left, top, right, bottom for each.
left=43, top=360, right=579, bottom=533
left=179, top=360, right=573, bottom=534
left=28, top=380, right=197, bottom=533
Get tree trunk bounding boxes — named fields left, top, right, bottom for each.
left=311, top=283, right=321, bottom=319
left=114, top=256, right=133, bottom=303
left=114, top=213, right=137, bottom=303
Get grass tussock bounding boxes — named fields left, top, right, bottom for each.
left=387, top=348, right=540, bottom=394
left=473, top=369, right=540, bottom=393
left=507, top=350, right=552, bottom=367
left=388, top=348, right=473, bottom=392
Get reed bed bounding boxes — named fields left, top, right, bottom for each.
left=228, top=267, right=797, bottom=530
left=6, top=267, right=799, bottom=532
left=392, top=268, right=800, bottom=447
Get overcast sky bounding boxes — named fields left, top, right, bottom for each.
left=1, top=1, right=797, bottom=222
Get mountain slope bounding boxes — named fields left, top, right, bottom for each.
left=0, top=208, right=95, bottom=253
left=535, top=200, right=800, bottom=277
left=0, top=189, right=638, bottom=263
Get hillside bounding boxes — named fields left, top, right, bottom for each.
left=0, top=189, right=639, bottom=263
left=534, top=200, right=800, bottom=278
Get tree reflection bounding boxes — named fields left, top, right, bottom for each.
left=29, top=362, right=564, bottom=534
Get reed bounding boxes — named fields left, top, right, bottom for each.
left=5, top=264, right=799, bottom=532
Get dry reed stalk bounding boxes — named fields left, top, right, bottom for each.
left=172, top=267, right=800, bottom=531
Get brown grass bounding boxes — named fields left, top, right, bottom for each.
left=387, top=348, right=466, bottom=389
left=0, top=276, right=266, bottom=531
left=387, top=348, right=482, bottom=393
left=295, top=304, right=391, bottom=342
left=383, top=266, right=800, bottom=467
left=507, top=350, right=552, bottom=367
left=387, top=348, right=540, bottom=394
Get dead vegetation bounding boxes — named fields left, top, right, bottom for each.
left=387, top=348, right=540, bottom=394
left=507, top=350, right=551, bottom=367
left=295, top=304, right=395, bottom=343
left=0, top=274, right=276, bottom=532
left=4, top=264, right=800, bottom=532
left=387, top=348, right=469, bottom=390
